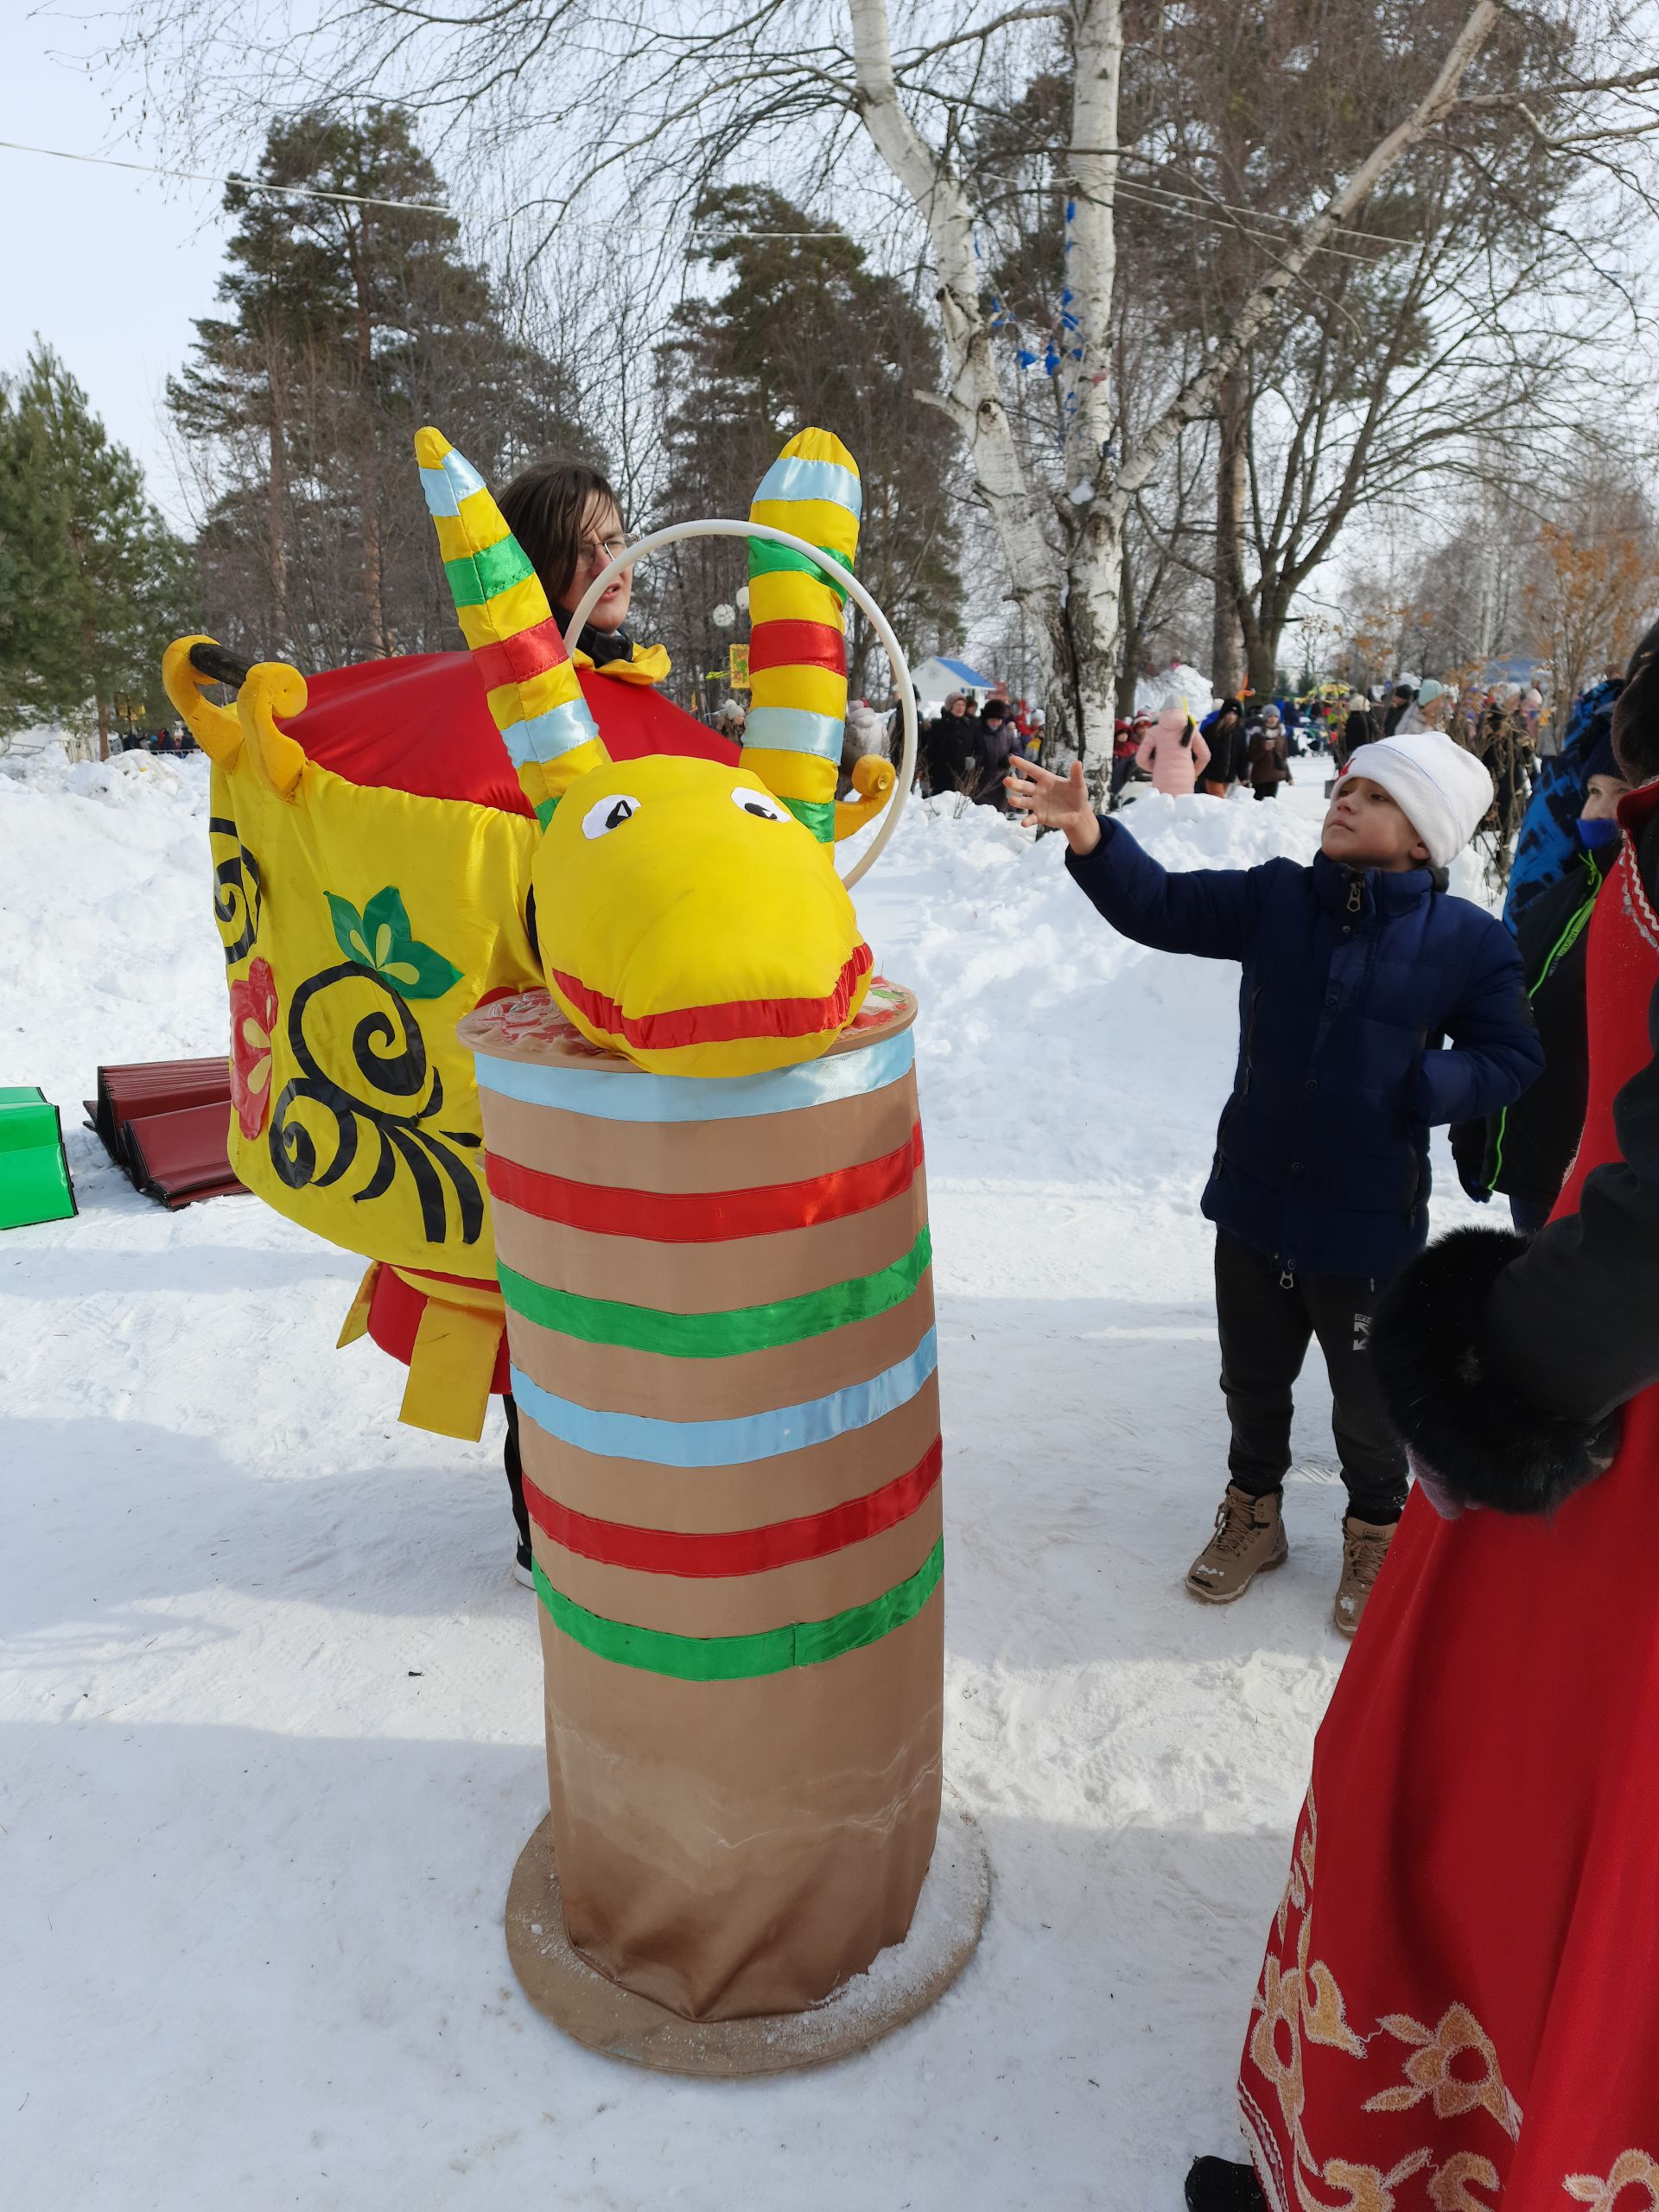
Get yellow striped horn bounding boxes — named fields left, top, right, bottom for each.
left=416, top=426, right=608, bottom=827
left=740, top=429, right=861, bottom=843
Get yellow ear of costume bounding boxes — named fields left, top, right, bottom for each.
left=836, top=753, right=896, bottom=840
left=162, top=635, right=242, bottom=766
left=238, top=664, right=308, bottom=800
left=416, top=426, right=608, bottom=824
left=740, top=429, right=861, bottom=844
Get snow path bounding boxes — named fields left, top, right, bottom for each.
left=1, top=753, right=1488, bottom=2209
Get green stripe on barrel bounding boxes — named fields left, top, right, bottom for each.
left=532, top=1537, right=944, bottom=1680
left=499, top=1227, right=930, bottom=1357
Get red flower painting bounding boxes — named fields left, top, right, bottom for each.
left=228, top=957, right=279, bottom=1140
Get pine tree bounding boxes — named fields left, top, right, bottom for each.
left=0, top=344, right=189, bottom=755
left=654, top=187, right=963, bottom=706
left=171, top=105, right=595, bottom=667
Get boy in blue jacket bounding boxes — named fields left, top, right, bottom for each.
left=1007, top=734, right=1542, bottom=1636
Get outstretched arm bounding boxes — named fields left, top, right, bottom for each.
left=1006, top=759, right=1257, bottom=959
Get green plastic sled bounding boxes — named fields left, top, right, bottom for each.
left=0, top=1086, right=77, bottom=1230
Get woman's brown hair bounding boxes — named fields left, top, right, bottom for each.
left=498, top=458, right=624, bottom=613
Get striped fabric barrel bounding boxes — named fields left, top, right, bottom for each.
left=458, top=982, right=944, bottom=2023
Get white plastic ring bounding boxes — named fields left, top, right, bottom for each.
left=563, top=518, right=917, bottom=888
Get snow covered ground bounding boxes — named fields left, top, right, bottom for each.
left=1, top=749, right=1489, bottom=2209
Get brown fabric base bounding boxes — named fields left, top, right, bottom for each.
left=480, top=1070, right=918, bottom=1196
left=539, top=1592, right=944, bottom=2019
left=476, top=1007, right=944, bottom=2024
left=518, top=1375, right=941, bottom=1533
left=504, top=1802, right=988, bottom=2074
left=509, top=1274, right=935, bottom=1421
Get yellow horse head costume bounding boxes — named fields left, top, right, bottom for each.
left=162, top=426, right=900, bottom=1433
left=423, top=423, right=888, bottom=1075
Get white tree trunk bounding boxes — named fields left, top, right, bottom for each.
left=848, top=0, right=1068, bottom=717
left=1064, top=0, right=1126, bottom=782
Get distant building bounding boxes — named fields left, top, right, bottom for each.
left=911, top=655, right=995, bottom=709
left=1476, top=656, right=1548, bottom=691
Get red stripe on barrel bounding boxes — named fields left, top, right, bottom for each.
left=486, top=1122, right=923, bottom=1242
left=524, top=1437, right=943, bottom=1577
left=550, top=943, right=873, bottom=1050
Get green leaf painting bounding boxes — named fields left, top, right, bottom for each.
left=325, top=886, right=464, bottom=1001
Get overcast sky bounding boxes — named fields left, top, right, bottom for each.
left=4, top=13, right=249, bottom=526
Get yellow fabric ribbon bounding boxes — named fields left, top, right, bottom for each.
left=574, top=639, right=672, bottom=687
left=337, top=1262, right=505, bottom=1441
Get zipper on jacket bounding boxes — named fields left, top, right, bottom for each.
left=1239, top=985, right=1262, bottom=1093
left=1345, top=873, right=1363, bottom=915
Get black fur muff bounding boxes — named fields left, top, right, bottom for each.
left=1185, top=2156, right=1268, bottom=2210
left=1370, top=1226, right=1620, bottom=1515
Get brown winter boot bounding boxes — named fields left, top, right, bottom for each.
left=1333, top=1514, right=1396, bottom=1639
left=1185, top=1484, right=1288, bottom=1605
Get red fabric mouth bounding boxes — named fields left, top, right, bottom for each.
left=549, top=941, right=873, bottom=1052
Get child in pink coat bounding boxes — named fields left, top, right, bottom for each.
left=1135, top=709, right=1211, bottom=795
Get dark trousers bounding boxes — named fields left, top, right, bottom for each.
left=503, top=1394, right=531, bottom=1555
left=1214, top=1230, right=1408, bottom=1523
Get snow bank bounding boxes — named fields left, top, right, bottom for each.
left=2, top=756, right=1489, bottom=2209
left=1134, top=661, right=1217, bottom=723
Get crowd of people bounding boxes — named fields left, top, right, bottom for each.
left=114, top=725, right=195, bottom=755
left=914, top=688, right=1044, bottom=805
left=707, top=670, right=1551, bottom=834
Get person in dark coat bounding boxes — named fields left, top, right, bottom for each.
left=1245, top=711, right=1290, bottom=798
left=1338, top=692, right=1379, bottom=769
left=1503, top=670, right=1630, bottom=929
left=1199, top=699, right=1244, bottom=795
left=922, top=694, right=978, bottom=796
left=975, top=696, right=1020, bottom=806
left=1006, top=732, right=1541, bottom=1637
left=1382, top=682, right=1415, bottom=735
left=1109, top=715, right=1144, bottom=808
left=1452, top=734, right=1631, bottom=1233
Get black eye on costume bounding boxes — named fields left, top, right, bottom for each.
left=731, top=788, right=791, bottom=823
left=582, top=794, right=641, bottom=839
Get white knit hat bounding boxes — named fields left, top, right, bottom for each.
left=1346, top=733, right=1492, bottom=867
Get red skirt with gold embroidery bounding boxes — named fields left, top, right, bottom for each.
left=1237, top=1392, right=1659, bottom=2207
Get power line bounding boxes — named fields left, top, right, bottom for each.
left=1059, top=149, right=1415, bottom=248
left=1109, top=178, right=1386, bottom=264
left=0, top=137, right=450, bottom=214
left=0, top=133, right=1393, bottom=266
